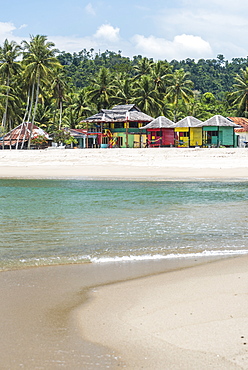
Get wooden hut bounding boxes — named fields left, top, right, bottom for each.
left=0, top=122, right=51, bottom=149
left=200, top=115, right=239, bottom=147
left=140, top=116, right=175, bottom=147
left=82, top=105, right=153, bottom=148
left=173, top=116, right=203, bottom=147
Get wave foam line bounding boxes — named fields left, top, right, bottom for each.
left=91, top=249, right=248, bottom=263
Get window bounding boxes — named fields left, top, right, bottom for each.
left=129, top=122, right=139, bottom=128
left=114, top=122, right=124, bottom=129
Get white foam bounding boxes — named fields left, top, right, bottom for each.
left=91, top=249, right=248, bottom=263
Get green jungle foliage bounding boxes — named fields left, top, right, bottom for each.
left=1, top=35, right=248, bottom=137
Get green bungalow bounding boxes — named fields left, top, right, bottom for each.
left=200, top=115, right=239, bottom=147
left=173, top=116, right=203, bottom=147
left=82, top=104, right=153, bottom=148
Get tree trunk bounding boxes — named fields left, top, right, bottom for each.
left=16, top=87, right=31, bottom=149
left=22, top=83, right=35, bottom=149
left=59, top=100, right=62, bottom=130
left=1, top=74, right=10, bottom=150
left=28, top=74, right=40, bottom=149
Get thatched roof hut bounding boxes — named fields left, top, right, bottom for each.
left=140, top=116, right=175, bottom=129
left=174, top=116, right=203, bottom=127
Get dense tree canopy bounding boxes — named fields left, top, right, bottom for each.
left=0, top=35, right=247, bottom=139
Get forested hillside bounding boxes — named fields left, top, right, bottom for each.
left=1, top=35, right=248, bottom=138
left=58, top=50, right=248, bottom=99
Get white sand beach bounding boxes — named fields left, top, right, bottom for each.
left=0, top=147, right=248, bottom=180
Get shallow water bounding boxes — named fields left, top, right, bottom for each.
left=0, top=179, right=248, bottom=270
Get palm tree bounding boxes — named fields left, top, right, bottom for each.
left=114, top=73, right=134, bottom=105
left=150, top=60, right=171, bottom=94
left=228, top=67, right=248, bottom=116
left=72, top=87, right=93, bottom=123
left=133, top=57, right=154, bottom=80
left=51, top=68, right=68, bottom=129
left=22, top=35, right=61, bottom=148
left=0, top=39, right=21, bottom=134
left=132, top=75, right=161, bottom=116
left=87, top=67, right=116, bottom=110
left=166, top=69, right=194, bottom=121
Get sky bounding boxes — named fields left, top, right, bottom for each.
left=1, top=0, right=248, bottom=61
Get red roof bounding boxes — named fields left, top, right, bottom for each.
left=1, top=123, right=50, bottom=145
left=229, top=117, right=248, bottom=132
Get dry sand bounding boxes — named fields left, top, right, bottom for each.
left=1, top=147, right=248, bottom=369
left=0, top=147, right=248, bottom=180
left=80, top=256, right=248, bottom=369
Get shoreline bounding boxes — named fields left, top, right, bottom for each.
left=0, top=147, right=248, bottom=180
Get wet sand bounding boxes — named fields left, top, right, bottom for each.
left=1, top=256, right=247, bottom=369
left=0, top=257, right=219, bottom=369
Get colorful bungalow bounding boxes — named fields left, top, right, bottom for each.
left=200, top=115, right=239, bottom=147
left=173, top=116, right=203, bottom=147
left=64, top=128, right=100, bottom=148
left=82, top=104, right=153, bottom=148
left=228, top=117, right=248, bottom=147
left=0, top=122, right=51, bottom=149
left=140, top=116, right=175, bottom=147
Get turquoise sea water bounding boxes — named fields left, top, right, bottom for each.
left=0, top=179, right=248, bottom=271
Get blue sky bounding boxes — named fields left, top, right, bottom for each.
left=1, top=0, right=248, bottom=61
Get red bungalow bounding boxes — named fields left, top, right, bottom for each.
left=140, top=116, right=175, bottom=147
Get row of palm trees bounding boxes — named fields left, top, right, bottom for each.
left=1, top=34, right=248, bottom=145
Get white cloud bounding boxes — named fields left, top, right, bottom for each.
left=50, top=24, right=121, bottom=53
left=50, top=35, right=98, bottom=53
left=0, top=22, right=16, bottom=38
left=131, top=34, right=212, bottom=60
left=94, top=24, right=120, bottom=43
left=155, top=3, right=248, bottom=59
left=85, top=3, right=96, bottom=16
left=0, top=21, right=23, bottom=44
left=19, top=24, right=27, bottom=30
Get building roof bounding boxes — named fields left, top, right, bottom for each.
left=111, top=104, right=141, bottom=112
left=66, top=128, right=87, bottom=138
left=174, top=116, right=203, bottom=128
left=202, top=115, right=240, bottom=127
left=228, top=117, right=248, bottom=132
left=0, top=122, right=50, bottom=146
left=140, top=116, right=175, bottom=129
left=82, top=104, right=154, bottom=123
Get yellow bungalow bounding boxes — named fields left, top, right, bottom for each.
left=173, top=116, right=203, bottom=147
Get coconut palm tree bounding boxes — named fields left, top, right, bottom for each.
left=114, top=73, right=134, bottom=105
left=150, top=60, right=171, bottom=94
left=166, top=69, right=194, bottom=121
left=0, top=39, right=21, bottom=133
left=21, top=35, right=61, bottom=148
left=228, top=67, right=248, bottom=116
left=51, top=68, right=68, bottom=129
left=72, top=87, right=93, bottom=123
left=133, top=57, right=154, bottom=80
left=132, top=75, right=161, bottom=116
left=87, top=67, right=117, bottom=110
